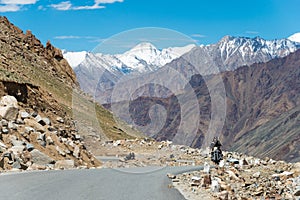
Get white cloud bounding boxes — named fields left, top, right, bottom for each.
left=0, top=3, right=20, bottom=12
left=0, top=0, right=37, bottom=12
left=37, top=4, right=45, bottom=10
left=0, top=0, right=36, bottom=4
left=191, top=34, right=206, bottom=38
left=54, top=35, right=106, bottom=44
left=72, top=4, right=104, bottom=10
left=55, top=35, right=81, bottom=39
left=54, top=35, right=103, bottom=41
left=245, top=31, right=259, bottom=35
left=50, top=1, right=71, bottom=11
left=50, top=0, right=123, bottom=11
left=95, top=0, right=123, bottom=4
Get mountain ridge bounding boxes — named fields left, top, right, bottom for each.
left=0, top=16, right=144, bottom=171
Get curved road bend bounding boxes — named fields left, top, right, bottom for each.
left=0, top=166, right=203, bottom=200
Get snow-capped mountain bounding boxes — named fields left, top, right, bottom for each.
left=63, top=43, right=196, bottom=73
left=288, top=32, right=300, bottom=43
left=115, top=42, right=196, bottom=73
left=201, top=35, right=300, bottom=73
left=64, top=36, right=300, bottom=104
left=64, top=43, right=196, bottom=103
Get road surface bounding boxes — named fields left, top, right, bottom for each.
left=0, top=165, right=203, bottom=200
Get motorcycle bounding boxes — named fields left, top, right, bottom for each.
left=211, top=147, right=223, bottom=165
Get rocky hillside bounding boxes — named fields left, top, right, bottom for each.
left=0, top=16, right=143, bottom=171
left=0, top=95, right=101, bottom=170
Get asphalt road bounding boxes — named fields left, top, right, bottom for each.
left=0, top=165, right=203, bottom=200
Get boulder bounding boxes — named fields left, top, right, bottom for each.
left=30, top=149, right=54, bottom=165
left=24, top=126, right=35, bottom=134
left=0, top=95, right=19, bottom=120
left=34, top=114, right=42, bottom=123
left=36, top=132, right=45, bottom=141
left=1, top=119, right=8, bottom=127
left=167, top=173, right=176, bottom=179
left=36, top=117, right=51, bottom=126
left=56, top=117, right=64, bottom=123
left=47, top=126, right=57, bottom=132
left=0, top=141, right=7, bottom=148
left=26, top=143, right=34, bottom=151
left=8, top=122, right=18, bottom=130
left=190, top=176, right=201, bottom=186
left=74, top=134, right=81, bottom=140
left=46, top=136, right=54, bottom=145
left=11, top=139, right=25, bottom=146
left=226, top=170, right=240, bottom=181
left=252, top=171, right=261, bottom=178
left=29, top=163, right=47, bottom=170
left=12, top=158, right=21, bottom=169
left=0, top=157, right=12, bottom=170
left=41, top=118, right=51, bottom=125
left=15, top=119, right=24, bottom=124
left=19, top=111, right=30, bottom=119
left=31, top=112, right=38, bottom=118
left=203, top=162, right=210, bottom=173
left=24, top=119, right=46, bottom=133
left=202, top=174, right=211, bottom=187
left=54, top=160, right=75, bottom=169
left=227, top=158, right=239, bottom=164
left=211, top=179, right=220, bottom=193
left=1, top=127, right=9, bottom=134
left=124, top=152, right=135, bottom=161
left=10, top=145, right=25, bottom=154
left=217, top=191, right=229, bottom=200
left=73, top=145, right=80, bottom=158
left=56, top=146, right=66, bottom=156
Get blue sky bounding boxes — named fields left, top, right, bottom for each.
left=1, top=0, right=300, bottom=52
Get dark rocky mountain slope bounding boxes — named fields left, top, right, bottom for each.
left=124, top=48, right=300, bottom=162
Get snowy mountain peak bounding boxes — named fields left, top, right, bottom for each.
left=288, top=32, right=300, bottom=43
left=63, top=51, right=87, bottom=68
left=115, top=43, right=195, bottom=73
left=216, top=35, right=300, bottom=61
left=63, top=42, right=196, bottom=74
left=129, top=42, right=158, bottom=52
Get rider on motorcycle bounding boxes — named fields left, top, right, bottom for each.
left=210, top=137, right=223, bottom=164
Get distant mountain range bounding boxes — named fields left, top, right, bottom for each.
left=64, top=35, right=300, bottom=104
left=63, top=34, right=300, bottom=162
left=63, top=43, right=196, bottom=103
left=63, top=42, right=196, bottom=72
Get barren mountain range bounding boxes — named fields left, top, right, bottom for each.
left=64, top=32, right=300, bottom=162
